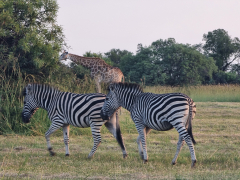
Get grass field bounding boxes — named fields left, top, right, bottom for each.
left=1, top=102, right=240, bottom=179
left=144, top=85, right=240, bottom=102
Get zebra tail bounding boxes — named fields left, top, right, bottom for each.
left=187, top=100, right=196, bottom=145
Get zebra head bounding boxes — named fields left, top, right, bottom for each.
left=22, top=84, right=39, bottom=123
left=101, top=84, right=120, bottom=120
left=59, top=50, right=69, bottom=61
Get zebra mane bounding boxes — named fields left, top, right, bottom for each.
left=110, top=82, right=143, bottom=93
left=22, top=83, right=60, bottom=96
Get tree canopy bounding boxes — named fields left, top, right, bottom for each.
left=104, top=49, right=132, bottom=67
left=0, top=0, right=65, bottom=79
left=120, top=38, right=217, bottom=86
left=203, top=29, right=240, bottom=72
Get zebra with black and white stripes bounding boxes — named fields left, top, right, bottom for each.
left=100, top=82, right=197, bottom=167
left=22, top=84, right=127, bottom=158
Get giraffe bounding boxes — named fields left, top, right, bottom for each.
left=59, top=51, right=124, bottom=93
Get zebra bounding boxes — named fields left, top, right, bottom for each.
left=100, top=82, right=197, bottom=167
left=22, top=84, right=127, bottom=158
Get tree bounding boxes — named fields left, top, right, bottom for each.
left=203, top=29, right=240, bottom=71
left=0, top=0, right=65, bottom=79
left=151, top=38, right=218, bottom=85
left=104, top=48, right=132, bottom=67
left=83, top=51, right=103, bottom=58
left=120, top=38, right=217, bottom=86
left=120, top=46, right=166, bottom=85
left=231, top=64, right=240, bottom=76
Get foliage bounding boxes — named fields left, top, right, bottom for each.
left=120, top=38, right=217, bottom=86
left=0, top=0, right=65, bottom=80
left=120, top=46, right=166, bottom=85
left=230, top=64, right=240, bottom=76
left=104, top=48, right=132, bottom=67
left=0, top=62, right=96, bottom=135
left=203, top=29, right=240, bottom=71
left=83, top=51, right=103, bottom=58
left=212, top=71, right=240, bottom=84
left=152, top=38, right=217, bottom=85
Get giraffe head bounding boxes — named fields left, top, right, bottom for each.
left=59, top=50, right=69, bottom=61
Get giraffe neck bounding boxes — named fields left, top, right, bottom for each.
left=67, top=53, right=108, bottom=69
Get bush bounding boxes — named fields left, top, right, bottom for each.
left=212, top=71, right=240, bottom=84
left=0, top=61, right=96, bottom=135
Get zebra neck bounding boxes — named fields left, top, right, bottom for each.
left=36, top=89, right=60, bottom=111
left=119, top=93, right=140, bottom=112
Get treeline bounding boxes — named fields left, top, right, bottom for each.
left=85, top=29, right=240, bottom=86
left=1, top=0, right=240, bottom=86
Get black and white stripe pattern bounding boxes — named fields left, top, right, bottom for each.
left=22, top=84, right=127, bottom=158
left=101, top=83, right=196, bottom=167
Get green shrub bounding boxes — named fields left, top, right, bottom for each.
left=0, top=62, right=97, bottom=135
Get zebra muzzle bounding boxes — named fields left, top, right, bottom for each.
left=22, top=112, right=30, bottom=123
left=100, top=110, right=109, bottom=121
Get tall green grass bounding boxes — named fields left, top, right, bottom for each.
left=0, top=68, right=25, bottom=135
left=144, top=84, right=240, bottom=102
left=0, top=65, right=97, bottom=135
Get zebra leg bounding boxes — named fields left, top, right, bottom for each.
left=136, top=126, right=149, bottom=163
left=171, top=135, right=184, bottom=165
left=136, top=127, right=151, bottom=160
left=136, top=135, right=143, bottom=159
left=88, top=124, right=102, bottom=158
left=173, top=124, right=197, bottom=167
left=63, top=124, right=70, bottom=156
left=45, top=123, right=62, bottom=156
left=104, top=110, right=128, bottom=158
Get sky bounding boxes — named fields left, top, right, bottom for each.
left=57, top=0, right=240, bottom=56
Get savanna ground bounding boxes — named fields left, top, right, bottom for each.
left=1, top=101, right=240, bottom=179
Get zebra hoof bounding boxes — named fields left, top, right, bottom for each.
left=191, top=160, right=197, bottom=168
left=123, top=154, right=128, bottom=159
left=49, top=151, right=56, bottom=156
left=172, top=161, right=176, bottom=165
left=143, top=159, right=148, bottom=164
left=88, top=155, right=93, bottom=159
left=65, top=154, right=70, bottom=156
